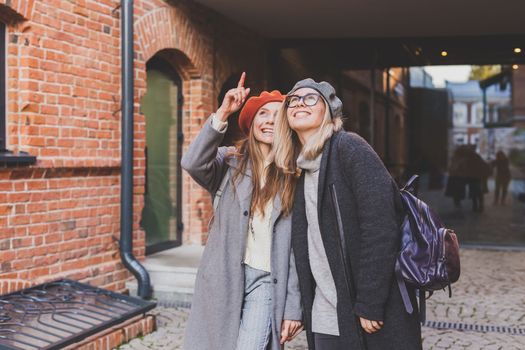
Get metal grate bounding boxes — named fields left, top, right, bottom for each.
left=0, top=279, right=156, bottom=350
left=424, top=320, right=525, bottom=335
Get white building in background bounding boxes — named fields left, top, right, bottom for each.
left=410, top=67, right=435, bottom=88
left=446, top=80, right=511, bottom=157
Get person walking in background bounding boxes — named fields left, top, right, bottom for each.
left=492, top=151, right=512, bottom=205
left=181, top=73, right=302, bottom=350
left=445, top=146, right=468, bottom=208
left=464, top=146, right=491, bottom=213
left=273, top=78, right=422, bottom=350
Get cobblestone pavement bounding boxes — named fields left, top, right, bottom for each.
left=118, top=249, right=525, bottom=350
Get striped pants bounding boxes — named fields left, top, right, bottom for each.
left=235, top=264, right=273, bottom=350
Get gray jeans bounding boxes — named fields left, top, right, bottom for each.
left=235, top=264, right=273, bottom=350
left=314, top=332, right=343, bottom=350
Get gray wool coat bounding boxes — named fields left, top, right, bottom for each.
left=292, top=130, right=422, bottom=350
left=180, top=117, right=302, bottom=350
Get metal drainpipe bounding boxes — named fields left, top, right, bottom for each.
left=120, top=0, right=152, bottom=299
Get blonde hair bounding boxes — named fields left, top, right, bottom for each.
left=273, top=95, right=343, bottom=176
left=229, top=122, right=297, bottom=217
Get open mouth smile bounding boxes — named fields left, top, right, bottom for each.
left=293, top=110, right=311, bottom=118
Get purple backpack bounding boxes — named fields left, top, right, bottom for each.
left=395, top=175, right=461, bottom=322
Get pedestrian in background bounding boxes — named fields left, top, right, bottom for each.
left=445, top=146, right=468, bottom=208
left=492, top=150, right=512, bottom=205
left=464, top=146, right=491, bottom=212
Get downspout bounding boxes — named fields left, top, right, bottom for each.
left=120, top=0, right=152, bottom=299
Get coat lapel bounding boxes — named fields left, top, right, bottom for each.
left=291, top=173, right=316, bottom=328
left=270, top=193, right=282, bottom=229
left=228, top=157, right=253, bottom=212
left=235, top=174, right=252, bottom=213
left=317, top=135, right=333, bottom=223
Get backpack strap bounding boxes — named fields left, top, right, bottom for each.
left=396, top=259, right=431, bottom=323
left=401, top=174, right=419, bottom=194
left=419, top=290, right=427, bottom=324
left=395, top=259, right=414, bottom=314
left=213, top=169, right=231, bottom=211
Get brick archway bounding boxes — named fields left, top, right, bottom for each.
left=0, top=0, right=35, bottom=23
left=135, top=6, right=216, bottom=245
left=135, top=6, right=210, bottom=80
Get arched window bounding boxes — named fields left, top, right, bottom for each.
left=140, top=54, right=184, bottom=254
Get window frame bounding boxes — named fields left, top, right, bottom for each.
left=452, top=102, right=468, bottom=126
left=0, top=22, right=36, bottom=165
left=1, top=21, right=6, bottom=152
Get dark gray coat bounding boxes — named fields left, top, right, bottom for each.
left=181, top=118, right=302, bottom=350
left=292, top=131, right=422, bottom=349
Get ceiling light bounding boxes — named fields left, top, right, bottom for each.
left=514, top=48, right=522, bottom=54
left=441, top=51, right=448, bottom=57
left=512, top=64, right=519, bottom=70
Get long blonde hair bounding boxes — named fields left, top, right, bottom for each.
left=229, top=123, right=297, bottom=217
left=273, top=95, right=343, bottom=176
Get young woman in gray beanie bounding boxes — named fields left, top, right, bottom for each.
left=273, top=78, right=422, bottom=350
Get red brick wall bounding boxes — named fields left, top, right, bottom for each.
left=0, top=0, right=34, bottom=23
left=0, top=0, right=267, bottom=291
left=64, top=314, right=156, bottom=350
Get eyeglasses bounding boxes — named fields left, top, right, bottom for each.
left=285, top=93, right=321, bottom=108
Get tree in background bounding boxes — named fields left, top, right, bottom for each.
left=469, top=65, right=501, bottom=80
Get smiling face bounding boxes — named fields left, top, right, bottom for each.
left=252, top=101, right=281, bottom=145
left=286, top=88, right=326, bottom=135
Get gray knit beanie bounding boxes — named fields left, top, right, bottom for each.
left=288, top=78, right=343, bottom=119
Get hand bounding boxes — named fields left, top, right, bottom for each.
left=216, top=72, right=250, bottom=121
left=359, top=317, right=383, bottom=334
left=280, top=320, right=304, bottom=344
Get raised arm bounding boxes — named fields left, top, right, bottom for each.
left=180, top=117, right=231, bottom=193
left=180, top=73, right=250, bottom=193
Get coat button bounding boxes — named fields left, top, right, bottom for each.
left=243, top=210, right=248, bottom=216
left=273, top=278, right=278, bottom=284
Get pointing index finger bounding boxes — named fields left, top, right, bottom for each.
left=237, top=72, right=246, bottom=88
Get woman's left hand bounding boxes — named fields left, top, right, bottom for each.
left=359, top=317, right=384, bottom=334
left=280, top=320, right=304, bottom=344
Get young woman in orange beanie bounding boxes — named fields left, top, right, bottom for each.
left=181, top=73, right=303, bottom=350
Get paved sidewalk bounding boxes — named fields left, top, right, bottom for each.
left=118, top=249, right=525, bottom=350
left=419, top=179, right=525, bottom=246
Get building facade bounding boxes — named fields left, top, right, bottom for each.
left=0, top=0, right=414, bottom=294
left=341, top=68, right=410, bottom=181
left=447, top=80, right=511, bottom=155
left=0, top=0, right=269, bottom=291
